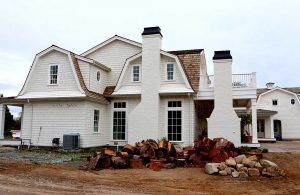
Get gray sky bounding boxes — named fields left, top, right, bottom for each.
left=1, top=0, right=300, bottom=100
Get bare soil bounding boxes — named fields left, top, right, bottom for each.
left=0, top=152, right=300, bottom=195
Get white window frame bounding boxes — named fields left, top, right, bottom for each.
left=112, top=101, right=127, bottom=141
left=166, top=100, right=183, bottom=142
left=272, top=99, right=278, bottom=106
left=93, top=109, right=100, bottom=133
left=166, top=63, right=175, bottom=81
left=131, top=64, right=141, bottom=82
left=49, top=64, right=59, bottom=85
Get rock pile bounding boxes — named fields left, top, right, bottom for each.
left=204, top=155, right=286, bottom=178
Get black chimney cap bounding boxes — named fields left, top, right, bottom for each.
left=142, top=26, right=163, bottom=37
left=213, top=50, right=232, bottom=60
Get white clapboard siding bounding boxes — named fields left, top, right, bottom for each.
left=20, top=100, right=111, bottom=148
left=77, top=59, right=90, bottom=89
left=86, top=40, right=141, bottom=86
left=89, top=65, right=108, bottom=94
left=160, top=55, right=185, bottom=85
left=26, top=51, right=79, bottom=93
left=258, top=90, right=300, bottom=139
left=121, top=57, right=142, bottom=87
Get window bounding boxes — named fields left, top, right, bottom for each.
left=272, top=99, right=278, bottom=106
left=167, top=64, right=174, bottom=80
left=97, top=71, right=101, bottom=82
left=291, top=99, right=295, bottom=105
left=49, top=65, right=58, bottom=84
left=167, top=101, right=182, bottom=141
left=132, top=65, right=140, bottom=82
left=93, top=110, right=100, bottom=133
left=113, top=102, right=126, bottom=140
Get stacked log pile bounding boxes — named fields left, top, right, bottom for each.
left=81, top=137, right=239, bottom=171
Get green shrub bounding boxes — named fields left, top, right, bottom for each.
left=241, top=146, right=251, bottom=153
left=262, top=148, right=269, bottom=153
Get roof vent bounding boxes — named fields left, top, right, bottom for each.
left=213, top=50, right=232, bottom=60
left=142, top=26, right=163, bottom=37
left=266, top=82, right=275, bottom=89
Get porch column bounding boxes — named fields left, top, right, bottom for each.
left=0, top=104, right=5, bottom=139
left=251, top=99, right=258, bottom=143
left=270, top=115, right=275, bottom=139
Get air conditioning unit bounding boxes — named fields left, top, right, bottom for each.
left=63, top=133, right=80, bottom=150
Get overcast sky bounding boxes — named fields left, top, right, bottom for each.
left=0, top=0, right=299, bottom=100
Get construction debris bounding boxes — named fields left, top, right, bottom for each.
left=81, top=137, right=238, bottom=171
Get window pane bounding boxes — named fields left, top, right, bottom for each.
left=167, top=110, right=182, bottom=141
left=113, top=111, right=126, bottom=140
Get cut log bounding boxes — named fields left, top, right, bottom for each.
left=129, top=159, right=144, bottom=169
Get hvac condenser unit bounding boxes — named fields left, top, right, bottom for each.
left=63, top=133, right=80, bottom=150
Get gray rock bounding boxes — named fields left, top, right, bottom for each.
left=225, top=167, right=232, bottom=175
left=205, top=163, right=220, bottom=175
left=235, top=154, right=246, bottom=164
left=218, top=162, right=227, bottom=171
left=260, top=159, right=278, bottom=168
left=242, top=158, right=256, bottom=168
left=219, top=170, right=228, bottom=176
left=236, top=163, right=244, bottom=171
left=231, top=171, right=240, bottom=178
left=255, top=162, right=263, bottom=172
left=248, top=168, right=260, bottom=176
left=225, top=157, right=236, bottom=167
left=239, top=171, right=249, bottom=178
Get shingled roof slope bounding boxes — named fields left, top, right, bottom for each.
left=169, top=49, right=203, bottom=92
left=257, top=87, right=300, bottom=95
left=70, top=53, right=109, bottom=103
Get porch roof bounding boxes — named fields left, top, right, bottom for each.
left=235, top=109, right=278, bottom=116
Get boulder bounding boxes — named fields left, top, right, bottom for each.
left=255, top=162, right=263, bottom=172
left=260, top=159, right=278, bottom=168
left=248, top=168, right=260, bottom=176
left=225, top=157, right=236, bottom=167
left=218, top=162, right=227, bottom=171
left=225, top=167, right=232, bottom=175
left=219, top=170, right=228, bottom=176
left=239, top=171, right=249, bottom=178
left=235, top=154, right=246, bottom=164
left=240, top=167, right=248, bottom=174
left=242, top=158, right=256, bottom=168
left=236, top=163, right=244, bottom=171
left=231, top=171, right=239, bottom=178
left=204, top=163, right=220, bottom=175
left=248, top=155, right=258, bottom=162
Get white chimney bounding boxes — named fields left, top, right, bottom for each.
left=207, top=50, right=241, bottom=146
left=127, top=27, right=162, bottom=144
left=266, top=82, right=275, bottom=89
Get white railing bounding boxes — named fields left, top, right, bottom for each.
left=200, top=73, right=256, bottom=88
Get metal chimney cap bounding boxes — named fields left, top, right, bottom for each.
left=266, top=82, right=275, bottom=89
left=213, top=50, right=232, bottom=60
left=142, top=26, right=163, bottom=37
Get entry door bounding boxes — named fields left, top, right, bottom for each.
left=257, top=120, right=265, bottom=138
left=274, top=120, right=282, bottom=140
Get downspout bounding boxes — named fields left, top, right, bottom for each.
left=188, top=92, right=191, bottom=146
left=28, top=99, right=33, bottom=142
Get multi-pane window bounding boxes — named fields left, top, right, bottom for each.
left=50, top=65, right=58, bottom=84
left=167, top=64, right=174, bottom=80
left=93, top=110, right=100, bottom=133
left=167, top=101, right=182, bottom=141
left=132, top=65, right=140, bottom=82
left=272, top=99, right=278, bottom=106
left=113, top=102, right=126, bottom=140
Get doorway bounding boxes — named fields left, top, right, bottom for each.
left=274, top=120, right=282, bottom=140
left=257, top=120, right=265, bottom=138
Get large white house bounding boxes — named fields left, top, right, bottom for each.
left=0, top=27, right=262, bottom=148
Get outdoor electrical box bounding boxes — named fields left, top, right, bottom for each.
left=63, top=133, right=80, bottom=150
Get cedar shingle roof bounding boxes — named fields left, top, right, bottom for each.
left=257, top=87, right=300, bottom=95
left=70, top=53, right=109, bottom=104
left=103, top=86, right=115, bottom=96
left=169, top=49, right=203, bottom=92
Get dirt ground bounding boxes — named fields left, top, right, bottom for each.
left=0, top=152, right=299, bottom=195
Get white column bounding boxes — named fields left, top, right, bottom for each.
left=270, top=115, right=275, bottom=139
left=0, top=104, right=5, bottom=139
left=251, top=99, right=258, bottom=143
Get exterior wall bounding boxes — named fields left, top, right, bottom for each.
left=85, top=40, right=141, bottom=86
left=21, top=100, right=109, bottom=148
left=258, top=90, right=300, bottom=139
left=77, top=60, right=90, bottom=89
left=24, top=51, right=79, bottom=94
left=160, top=55, right=184, bottom=85
left=121, top=57, right=142, bottom=87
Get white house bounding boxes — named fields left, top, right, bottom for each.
left=0, top=27, right=260, bottom=148
left=256, top=83, right=300, bottom=141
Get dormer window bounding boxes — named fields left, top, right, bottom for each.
left=167, top=63, right=174, bottom=80
left=49, top=65, right=58, bottom=84
left=132, top=65, right=140, bottom=82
